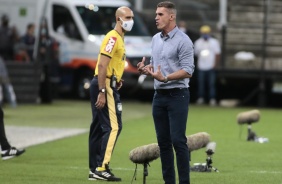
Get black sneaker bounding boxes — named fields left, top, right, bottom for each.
left=94, top=167, right=121, bottom=182
left=1, top=147, right=25, bottom=160
left=88, top=170, right=97, bottom=180
left=105, top=164, right=115, bottom=176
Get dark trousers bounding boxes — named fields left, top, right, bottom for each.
left=0, top=106, right=11, bottom=150
left=88, top=77, right=122, bottom=171
left=152, top=88, right=190, bottom=184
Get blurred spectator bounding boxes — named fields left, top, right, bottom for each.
left=194, top=25, right=221, bottom=106
left=13, top=42, right=30, bottom=63
left=12, top=24, right=31, bottom=62
left=20, top=23, right=35, bottom=61
left=178, top=20, right=200, bottom=43
left=38, top=18, right=60, bottom=103
left=0, top=57, right=17, bottom=107
left=0, top=14, right=19, bottom=60
left=37, top=20, right=60, bottom=65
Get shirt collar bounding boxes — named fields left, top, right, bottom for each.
left=160, top=26, right=178, bottom=39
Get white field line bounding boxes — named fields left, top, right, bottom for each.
left=3, top=125, right=88, bottom=150
left=250, top=171, right=282, bottom=174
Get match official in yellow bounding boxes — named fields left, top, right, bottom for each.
left=88, top=6, right=134, bottom=182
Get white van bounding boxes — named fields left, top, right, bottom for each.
left=0, top=0, right=153, bottom=98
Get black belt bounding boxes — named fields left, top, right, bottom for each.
left=156, top=88, right=187, bottom=95
left=94, top=75, right=111, bottom=79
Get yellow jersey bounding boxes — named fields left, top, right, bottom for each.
left=95, top=30, right=126, bottom=82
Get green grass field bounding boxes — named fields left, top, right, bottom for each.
left=1, top=100, right=282, bottom=184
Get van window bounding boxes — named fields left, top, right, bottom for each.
left=52, top=5, right=83, bottom=41
left=76, top=6, right=150, bottom=36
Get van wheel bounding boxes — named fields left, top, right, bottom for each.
left=74, top=71, right=92, bottom=99
left=77, top=77, right=91, bottom=99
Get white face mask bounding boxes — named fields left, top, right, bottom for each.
left=119, top=17, right=134, bottom=32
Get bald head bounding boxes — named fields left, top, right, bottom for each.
left=116, top=6, right=133, bottom=18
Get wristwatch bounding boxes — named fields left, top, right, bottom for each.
left=163, top=76, right=168, bottom=83
left=99, top=88, right=106, bottom=93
